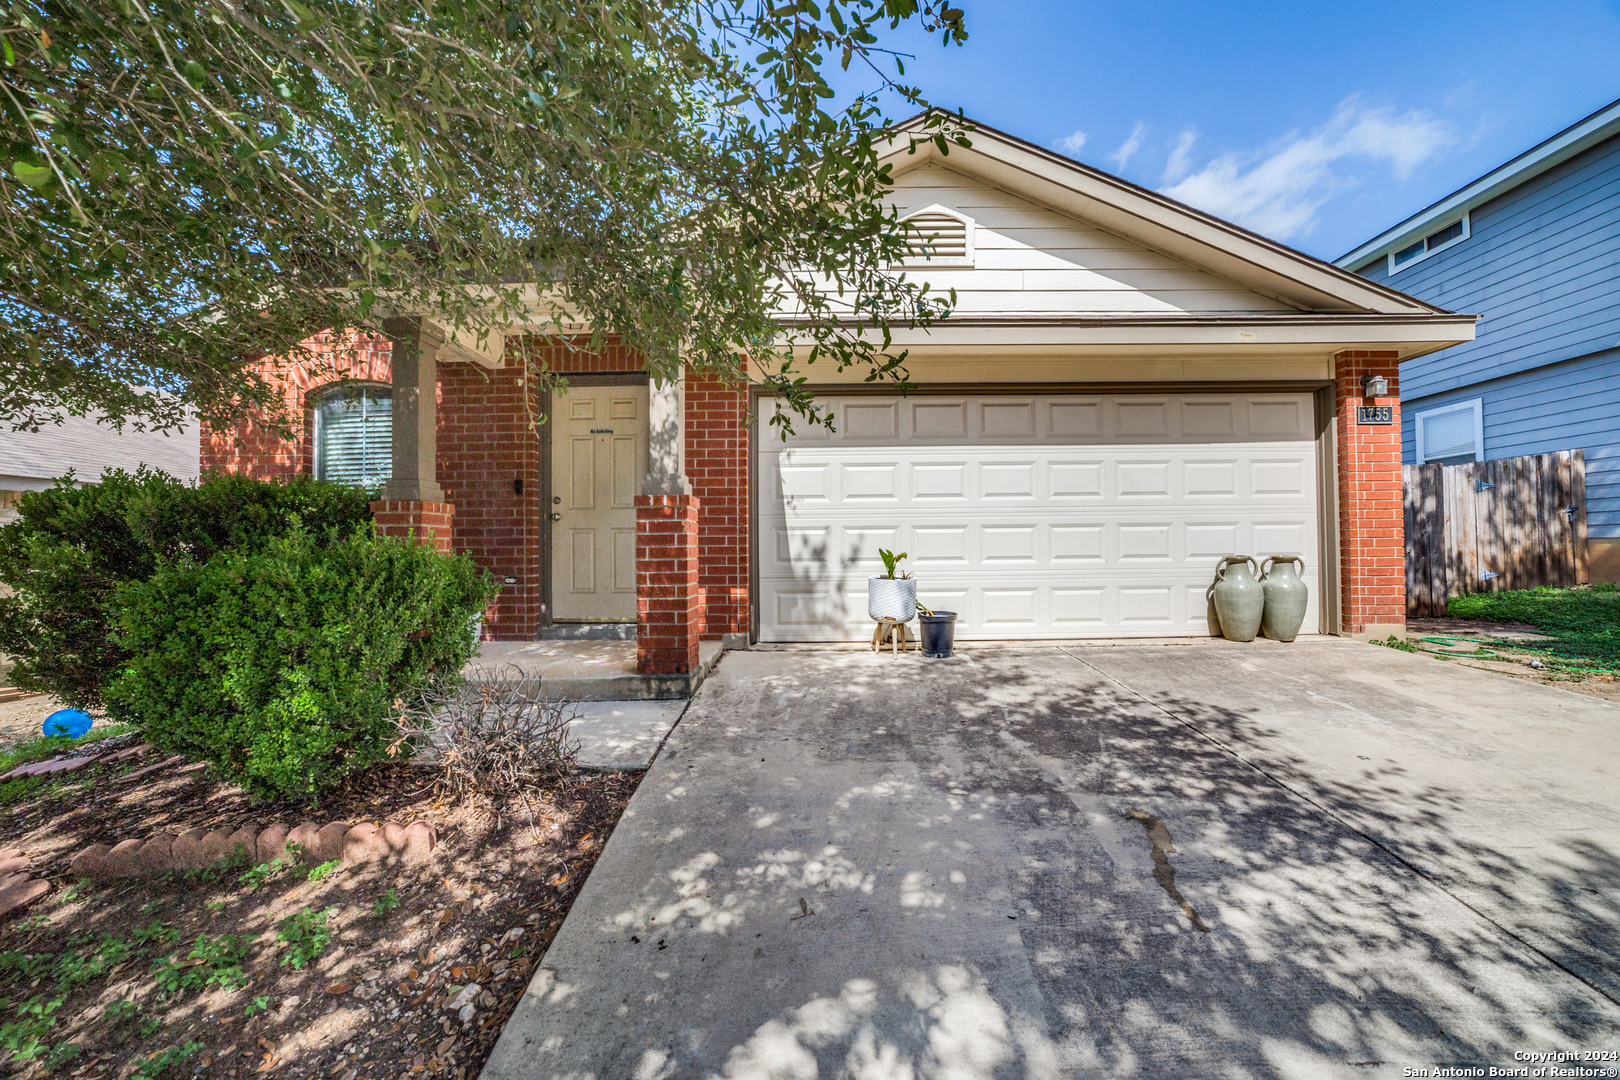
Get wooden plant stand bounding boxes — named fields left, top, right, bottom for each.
left=871, top=618, right=910, bottom=655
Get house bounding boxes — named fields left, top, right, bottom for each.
left=1336, top=96, right=1620, bottom=581
left=202, top=115, right=1475, bottom=674
left=0, top=413, right=199, bottom=525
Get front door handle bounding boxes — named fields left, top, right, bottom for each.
left=549, top=512, right=562, bottom=522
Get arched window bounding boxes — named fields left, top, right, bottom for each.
left=314, top=384, right=392, bottom=487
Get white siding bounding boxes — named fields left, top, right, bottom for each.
left=889, top=165, right=1297, bottom=315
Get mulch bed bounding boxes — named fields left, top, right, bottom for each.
left=0, top=738, right=640, bottom=1079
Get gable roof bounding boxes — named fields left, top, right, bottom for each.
left=880, top=112, right=1456, bottom=318
left=1336, top=95, right=1620, bottom=272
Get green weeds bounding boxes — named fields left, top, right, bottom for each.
left=276, top=906, right=336, bottom=969
left=131, top=920, right=177, bottom=946
left=371, top=888, right=400, bottom=918
left=132, top=1041, right=203, bottom=1080
left=240, top=842, right=302, bottom=891
left=0, top=994, right=65, bottom=1063
left=103, top=999, right=140, bottom=1024
left=306, top=858, right=341, bottom=883
left=151, top=934, right=249, bottom=996
left=1448, top=582, right=1620, bottom=672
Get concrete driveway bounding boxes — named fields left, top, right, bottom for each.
left=482, top=639, right=1620, bottom=1080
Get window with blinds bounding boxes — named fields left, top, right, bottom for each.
left=1415, top=399, right=1483, bottom=465
left=314, top=385, right=392, bottom=488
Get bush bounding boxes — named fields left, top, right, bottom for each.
left=107, top=523, right=496, bottom=799
left=0, top=469, right=374, bottom=711
left=398, top=668, right=578, bottom=815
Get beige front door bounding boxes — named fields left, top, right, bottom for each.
left=551, top=383, right=648, bottom=622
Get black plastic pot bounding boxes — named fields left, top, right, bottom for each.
left=918, top=611, right=958, bottom=658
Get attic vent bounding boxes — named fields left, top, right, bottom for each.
left=900, top=208, right=973, bottom=265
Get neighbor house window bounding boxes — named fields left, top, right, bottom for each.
left=1415, top=399, right=1483, bottom=465
left=314, top=384, right=392, bottom=487
left=1389, top=213, right=1470, bottom=274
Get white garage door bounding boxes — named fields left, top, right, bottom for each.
left=756, top=393, right=1321, bottom=641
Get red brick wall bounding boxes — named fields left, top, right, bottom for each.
left=1334, top=350, right=1405, bottom=634
left=199, top=331, right=392, bottom=478
left=515, top=336, right=646, bottom=374
left=207, top=332, right=748, bottom=656
left=438, top=363, right=542, bottom=639
left=687, top=372, right=750, bottom=638
left=371, top=500, right=455, bottom=555
left=200, top=333, right=545, bottom=640
left=635, top=495, right=701, bottom=674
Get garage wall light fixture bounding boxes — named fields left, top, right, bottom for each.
left=1361, top=375, right=1389, bottom=398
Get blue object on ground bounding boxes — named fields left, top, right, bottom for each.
left=43, top=708, right=93, bottom=739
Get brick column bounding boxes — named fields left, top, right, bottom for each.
left=635, top=494, right=701, bottom=675
left=371, top=500, right=456, bottom=556
left=1334, top=350, right=1404, bottom=637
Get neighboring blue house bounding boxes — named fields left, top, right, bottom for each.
left=1337, top=96, right=1620, bottom=582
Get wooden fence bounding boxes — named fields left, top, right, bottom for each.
left=1403, top=450, right=1588, bottom=617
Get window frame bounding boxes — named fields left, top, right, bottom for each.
left=312, top=381, right=394, bottom=487
left=1414, top=398, right=1484, bottom=465
left=1387, top=212, right=1471, bottom=276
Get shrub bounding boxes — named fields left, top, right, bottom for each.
left=107, top=524, right=496, bottom=799
left=0, top=469, right=373, bottom=711
left=397, top=668, right=578, bottom=814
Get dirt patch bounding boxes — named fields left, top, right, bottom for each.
left=1405, top=617, right=1552, bottom=640
left=0, top=742, right=639, bottom=1079
left=0, top=694, right=66, bottom=749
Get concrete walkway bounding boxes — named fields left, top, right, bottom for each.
left=483, top=640, right=1620, bottom=1079
left=567, top=700, right=687, bottom=769
left=469, top=639, right=726, bottom=701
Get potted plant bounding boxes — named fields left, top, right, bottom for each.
left=868, top=548, right=917, bottom=623
left=916, top=600, right=958, bottom=658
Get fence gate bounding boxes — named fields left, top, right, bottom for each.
left=1402, top=450, right=1588, bottom=617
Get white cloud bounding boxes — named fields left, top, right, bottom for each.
left=1159, top=99, right=1453, bottom=241
left=1110, top=121, right=1146, bottom=171
left=1053, top=129, right=1088, bottom=155
left=1162, top=129, right=1197, bottom=184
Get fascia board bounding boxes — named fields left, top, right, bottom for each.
left=775, top=313, right=1474, bottom=357
left=879, top=125, right=1440, bottom=317
left=1337, top=97, right=1620, bottom=270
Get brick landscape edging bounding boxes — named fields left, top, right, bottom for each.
left=0, top=848, right=48, bottom=919
left=68, top=819, right=438, bottom=882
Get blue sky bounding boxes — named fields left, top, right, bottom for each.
left=837, top=0, right=1620, bottom=261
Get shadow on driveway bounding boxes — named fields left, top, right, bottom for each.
left=482, top=642, right=1620, bottom=1080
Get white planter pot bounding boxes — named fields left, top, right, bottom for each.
left=867, top=576, right=917, bottom=621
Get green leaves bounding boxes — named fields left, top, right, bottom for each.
left=1, top=0, right=969, bottom=433
left=106, top=512, right=496, bottom=799
left=11, top=160, right=51, bottom=189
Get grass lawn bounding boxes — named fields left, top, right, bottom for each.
left=1447, top=581, right=1620, bottom=673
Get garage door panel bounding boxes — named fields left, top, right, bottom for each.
left=757, top=393, right=1321, bottom=641
left=1048, top=461, right=1104, bottom=498
left=912, top=462, right=969, bottom=500
left=765, top=394, right=1318, bottom=447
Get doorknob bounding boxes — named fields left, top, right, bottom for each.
left=549, top=512, right=562, bottom=522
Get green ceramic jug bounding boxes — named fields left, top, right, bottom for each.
left=1261, top=556, right=1309, bottom=642
left=1211, top=555, right=1263, bottom=642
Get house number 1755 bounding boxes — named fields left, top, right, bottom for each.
left=1356, top=406, right=1393, bottom=425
